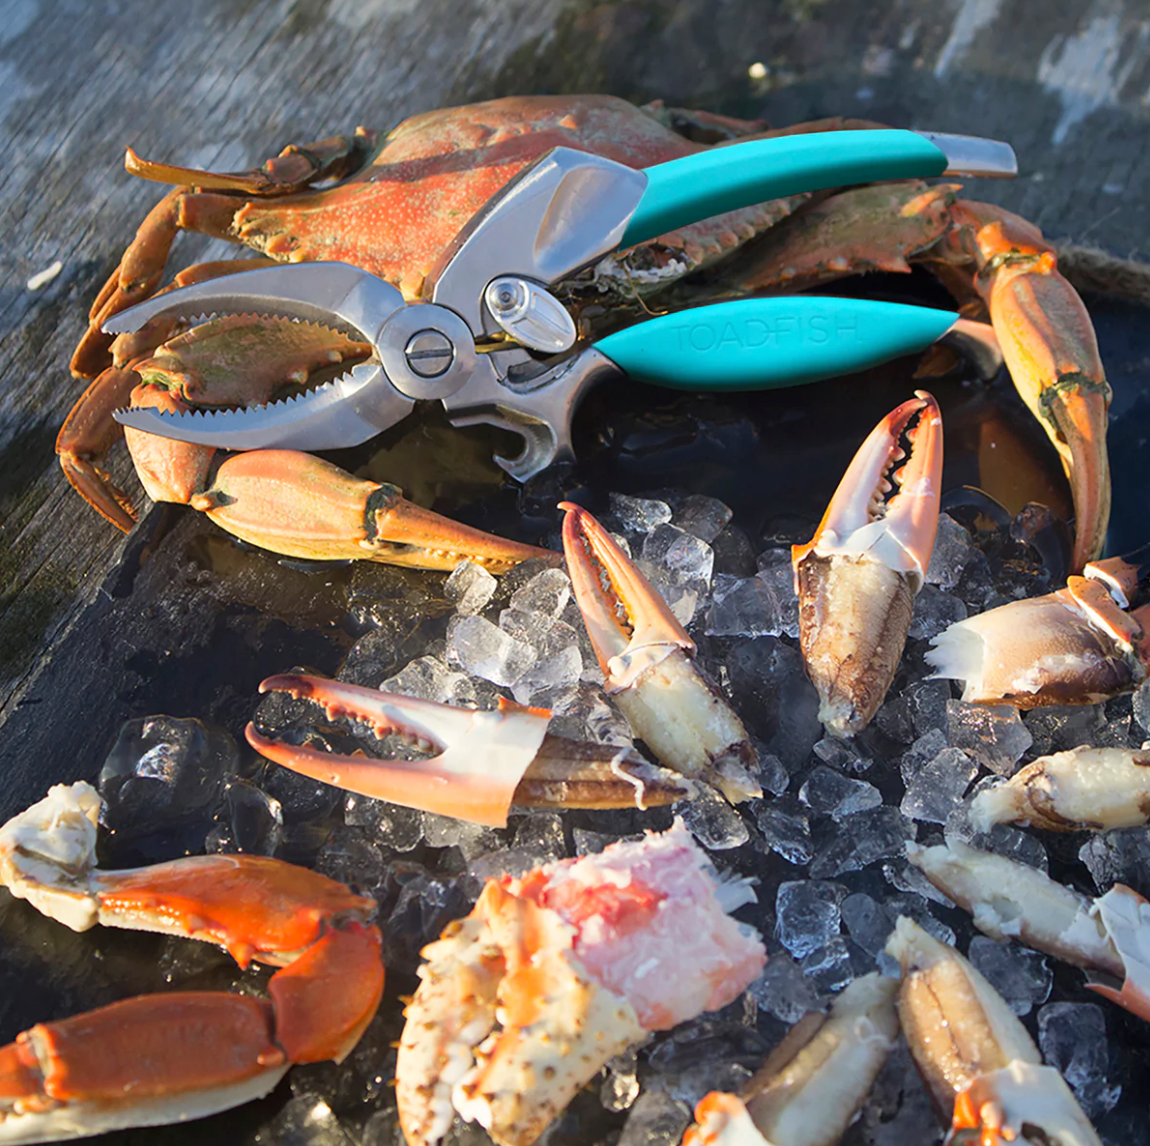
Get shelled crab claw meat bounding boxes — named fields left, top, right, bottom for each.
left=927, top=543, right=1150, bottom=708
left=886, top=917, right=1102, bottom=1145
left=559, top=502, right=760, bottom=802
left=395, top=820, right=766, bottom=1146
left=0, top=782, right=384, bottom=1143
left=970, top=745, right=1150, bottom=832
left=681, top=972, right=899, bottom=1146
left=908, top=837, right=1150, bottom=1022
left=247, top=673, right=691, bottom=827
left=791, top=391, right=942, bottom=737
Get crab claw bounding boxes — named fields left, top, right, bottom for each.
left=907, top=839, right=1150, bottom=1024
left=926, top=571, right=1150, bottom=708
left=886, top=916, right=1103, bottom=1145
left=682, top=972, right=898, bottom=1146
left=0, top=782, right=383, bottom=1143
left=559, top=503, right=759, bottom=802
left=792, top=391, right=942, bottom=737
left=395, top=821, right=766, bottom=1146
left=189, top=451, right=554, bottom=572
left=247, top=674, right=690, bottom=828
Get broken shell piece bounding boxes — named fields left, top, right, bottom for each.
left=682, top=972, right=898, bottom=1146
left=396, top=820, right=766, bottom=1146
left=971, top=746, right=1150, bottom=832
left=561, top=502, right=759, bottom=801
left=886, top=916, right=1102, bottom=1145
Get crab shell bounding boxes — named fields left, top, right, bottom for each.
left=395, top=820, right=766, bottom=1146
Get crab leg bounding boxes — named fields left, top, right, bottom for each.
left=887, top=917, right=1102, bottom=1144
left=559, top=503, right=759, bottom=802
left=970, top=746, right=1150, bottom=832
left=396, top=821, right=766, bottom=1146
left=682, top=972, right=899, bottom=1146
left=907, top=838, right=1150, bottom=1022
left=248, top=674, right=689, bottom=828
left=792, top=391, right=942, bottom=737
left=0, top=782, right=383, bottom=1143
left=926, top=563, right=1150, bottom=708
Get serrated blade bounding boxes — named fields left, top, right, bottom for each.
left=102, top=262, right=406, bottom=345
left=113, top=363, right=415, bottom=450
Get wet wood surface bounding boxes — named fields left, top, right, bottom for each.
left=3, top=0, right=1150, bottom=784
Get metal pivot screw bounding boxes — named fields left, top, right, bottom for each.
left=489, top=280, right=524, bottom=316
left=404, top=329, right=455, bottom=377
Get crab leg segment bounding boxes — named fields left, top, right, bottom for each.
left=191, top=451, right=552, bottom=571
left=249, top=674, right=690, bottom=827
left=560, top=503, right=759, bottom=801
left=926, top=575, right=1150, bottom=708
left=396, top=821, right=766, bottom=1146
left=907, top=839, right=1150, bottom=1022
left=970, top=746, right=1150, bottom=833
left=886, top=917, right=1102, bottom=1145
left=0, top=782, right=383, bottom=1143
left=682, top=972, right=899, bottom=1146
left=792, top=391, right=942, bottom=737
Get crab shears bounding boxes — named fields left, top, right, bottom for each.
left=109, top=128, right=1015, bottom=479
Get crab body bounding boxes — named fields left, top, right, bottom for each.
left=59, top=96, right=1110, bottom=575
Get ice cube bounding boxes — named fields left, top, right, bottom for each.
left=908, top=585, right=968, bottom=640
left=207, top=777, right=284, bottom=858
left=446, top=614, right=535, bottom=687
left=421, top=812, right=503, bottom=860
left=812, top=736, right=873, bottom=775
left=675, top=786, right=750, bottom=850
left=609, top=492, right=673, bottom=533
left=1037, top=1002, right=1121, bottom=1119
left=747, top=950, right=822, bottom=1023
left=925, top=513, right=974, bottom=590
left=547, top=683, right=634, bottom=747
left=1133, top=678, right=1150, bottom=734
left=946, top=700, right=1033, bottom=776
left=798, top=766, right=882, bottom=818
left=382, top=655, right=466, bottom=705
left=756, top=750, right=790, bottom=797
left=1023, top=704, right=1106, bottom=757
left=508, top=567, right=572, bottom=618
left=900, top=746, right=978, bottom=825
left=643, top=524, right=714, bottom=588
left=704, top=564, right=798, bottom=640
left=313, top=825, right=386, bottom=897
left=344, top=794, right=424, bottom=852
left=751, top=798, right=813, bottom=867
left=615, top=1089, right=691, bottom=1146
left=968, top=936, right=1051, bottom=1016
left=809, top=807, right=915, bottom=879
left=601, top=1047, right=641, bottom=1112
left=775, top=879, right=844, bottom=959
left=444, top=560, right=497, bottom=616
left=672, top=494, right=733, bottom=543
left=799, top=935, right=862, bottom=994
left=1078, top=826, right=1150, bottom=893
left=253, top=1096, right=357, bottom=1146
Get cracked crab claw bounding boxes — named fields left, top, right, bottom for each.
left=886, top=917, right=1103, bottom=1146
left=559, top=502, right=759, bottom=802
left=907, top=838, right=1150, bottom=1023
left=0, top=782, right=383, bottom=1143
left=970, top=746, right=1150, bottom=833
left=681, top=972, right=898, bottom=1146
left=247, top=674, right=690, bottom=828
left=792, top=390, right=942, bottom=737
left=395, top=820, right=766, bottom=1146
left=925, top=564, right=1150, bottom=708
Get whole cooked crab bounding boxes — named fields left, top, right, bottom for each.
left=60, top=94, right=1110, bottom=573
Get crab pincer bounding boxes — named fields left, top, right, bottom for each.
left=248, top=674, right=691, bottom=828
left=681, top=972, right=899, bottom=1146
left=395, top=820, right=766, bottom=1146
left=792, top=391, right=943, bottom=737
left=926, top=545, right=1150, bottom=708
left=559, top=502, right=760, bottom=802
left=908, top=838, right=1150, bottom=1023
left=0, top=782, right=383, bottom=1142
left=886, top=917, right=1103, bottom=1145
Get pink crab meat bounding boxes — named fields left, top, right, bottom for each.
left=512, top=819, right=765, bottom=1031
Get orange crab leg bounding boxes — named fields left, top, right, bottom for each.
left=792, top=391, right=942, bottom=736
left=247, top=674, right=689, bottom=827
left=560, top=503, right=759, bottom=801
left=949, top=202, right=1111, bottom=573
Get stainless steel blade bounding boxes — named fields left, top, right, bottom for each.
left=113, top=363, right=415, bottom=450
left=102, top=262, right=406, bottom=344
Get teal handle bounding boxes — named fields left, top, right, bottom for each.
left=592, top=297, right=958, bottom=391
left=621, top=130, right=948, bottom=249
